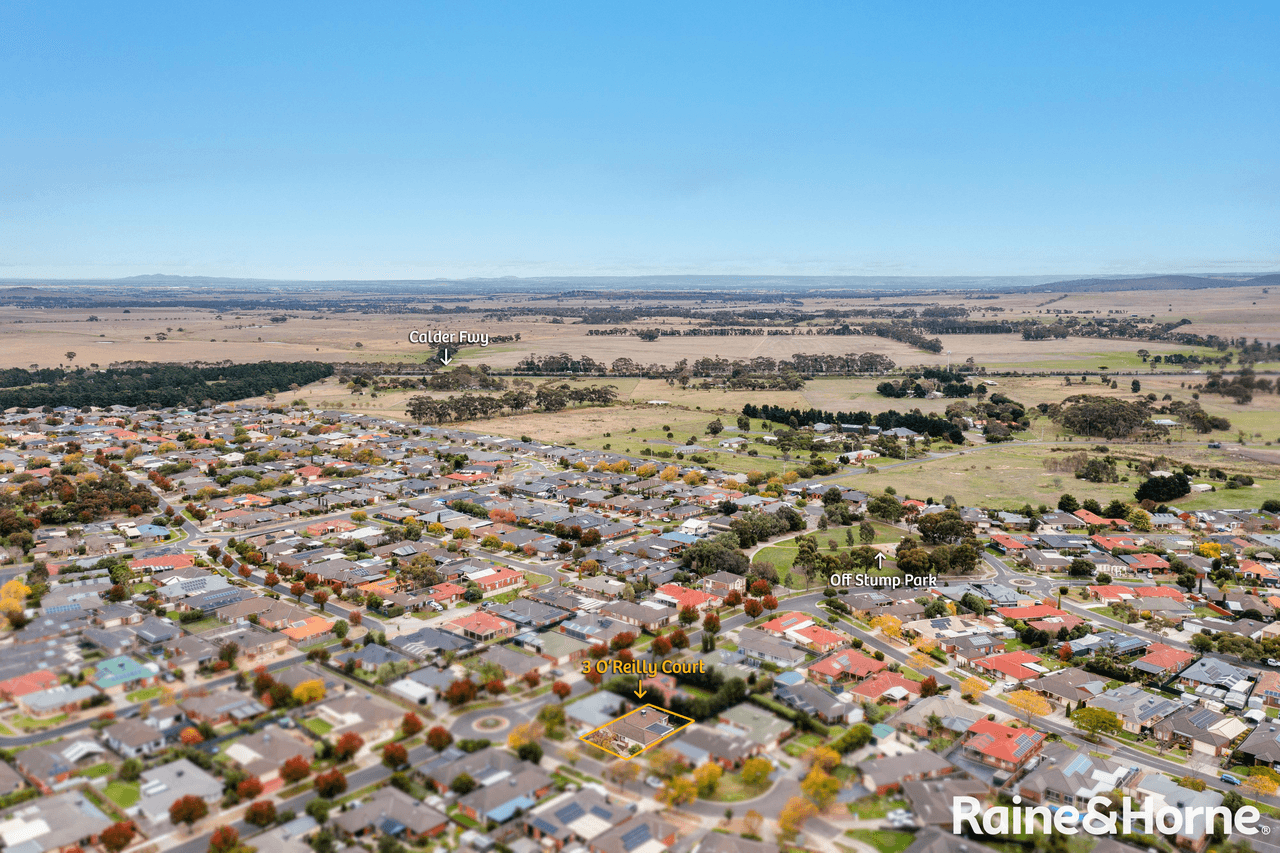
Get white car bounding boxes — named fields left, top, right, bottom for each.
left=1268, top=658, right=1280, bottom=667
left=645, top=775, right=663, bottom=789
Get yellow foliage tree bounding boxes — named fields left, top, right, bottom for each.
left=693, top=763, right=722, bottom=796
left=291, top=679, right=326, bottom=704
left=426, top=522, right=446, bottom=537
left=912, top=636, right=938, bottom=653
left=1244, top=773, right=1278, bottom=803
left=1007, top=689, right=1053, bottom=723
left=659, top=776, right=698, bottom=806
left=659, top=466, right=680, bottom=482
left=870, top=614, right=902, bottom=639
left=960, top=676, right=988, bottom=699
left=0, top=580, right=30, bottom=625
left=740, top=756, right=772, bottom=787
left=636, top=463, right=657, bottom=478
left=801, top=768, right=839, bottom=810
left=507, top=721, right=545, bottom=750
left=744, top=810, right=763, bottom=836
left=682, top=471, right=705, bottom=486
left=803, top=745, right=840, bottom=773
left=908, top=651, right=932, bottom=671
left=778, top=796, right=818, bottom=837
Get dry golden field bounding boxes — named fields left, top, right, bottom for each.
left=1, top=284, right=1276, bottom=372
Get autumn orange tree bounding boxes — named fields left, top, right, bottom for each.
left=169, top=794, right=209, bottom=832
left=382, top=743, right=408, bottom=768
left=245, top=800, right=276, bottom=827
left=313, top=768, right=347, bottom=798
left=401, top=711, right=423, bottom=737
left=333, top=731, right=364, bottom=761
left=280, top=755, right=312, bottom=783
left=426, top=725, right=453, bottom=752
left=100, top=822, right=136, bottom=853
left=208, top=825, right=240, bottom=853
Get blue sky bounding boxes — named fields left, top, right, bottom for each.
left=2, top=3, right=1276, bottom=279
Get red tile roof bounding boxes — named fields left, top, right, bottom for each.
left=1136, top=643, right=1194, bottom=672
left=996, top=604, right=1066, bottom=620
left=966, top=719, right=1045, bottom=763
left=807, top=649, right=887, bottom=680
left=848, top=671, right=922, bottom=701
left=972, top=651, right=1044, bottom=681
left=447, top=611, right=515, bottom=636
left=0, top=669, right=59, bottom=698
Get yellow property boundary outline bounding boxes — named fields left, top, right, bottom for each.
left=578, top=703, right=695, bottom=760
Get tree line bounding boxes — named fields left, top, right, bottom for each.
left=0, top=361, right=333, bottom=409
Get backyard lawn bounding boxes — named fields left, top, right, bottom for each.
left=126, top=686, right=163, bottom=703
left=847, top=797, right=907, bottom=819
left=304, top=718, right=334, bottom=736
left=104, top=781, right=140, bottom=809
left=845, top=829, right=915, bottom=853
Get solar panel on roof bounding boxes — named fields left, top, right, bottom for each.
left=620, top=824, right=652, bottom=852
left=1012, top=733, right=1037, bottom=758
left=554, top=802, right=585, bottom=823
left=531, top=814, right=559, bottom=835
left=1189, top=708, right=1218, bottom=728
left=590, top=805, right=612, bottom=819
left=1064, top=754, right=1091, bottom=777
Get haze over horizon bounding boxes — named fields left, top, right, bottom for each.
left=2, top=2, right=1277, bottom=280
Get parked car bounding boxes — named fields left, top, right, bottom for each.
left=1222, top=773, right=1242, bottom=785
left=1268, top=658, right=1280, bottom=667
left=645, top=775, right=663, bottom=789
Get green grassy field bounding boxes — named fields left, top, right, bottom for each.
left=837, top=443, right=1280, bottom=512
left=752, top=523, right=905, bottom=589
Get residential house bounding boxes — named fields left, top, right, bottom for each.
left=224, top=725, right=315, bottom=793
left=1017, top=742, right=1141, bottom=806
left=807, top=649, right=887, bottom=685
left=331, top=787, right=448, bottom=841
left=1151, top=705, right=1247, bottom=757
left=101, top=717, right=169, bottom=759
left=960, top=720, right=1045, bottom=772
left=587, top=814, right=677, bottom=853
left=1084, top=684, right=1181, bottom=734
left=856, top=751, right=954, bottom=796
left=891, top=695, right=984, bottom=739
left=736, top=629, right=806, bottom=668
left=312, top=694, right=401, bottom=743
left=137, top=758, right=224, bottom=823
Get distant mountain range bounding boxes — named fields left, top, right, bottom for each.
left=0, top=271, right=1275, bottom=294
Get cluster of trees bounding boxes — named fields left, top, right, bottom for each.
left=1200, top=367, right=1276, bottom=404
left=406, top=383, right=617, bottom=423
left=514, top=354, right=609, bottom=375
left=1052, top=396, right=1157, bottom=439
left=1134, top=472, right=1191, bottom=502
left=16, top=471, right=160, bottom=526
left=0, top=361, right=333, bottom=409
left=726, top=507, right=807, bottom=548
left=422, top=364, right=506, bottom=391
left=741, top=403, right=965, bottom=444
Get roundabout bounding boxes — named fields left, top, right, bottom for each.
left=473, top=715, right=510, bottom=734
